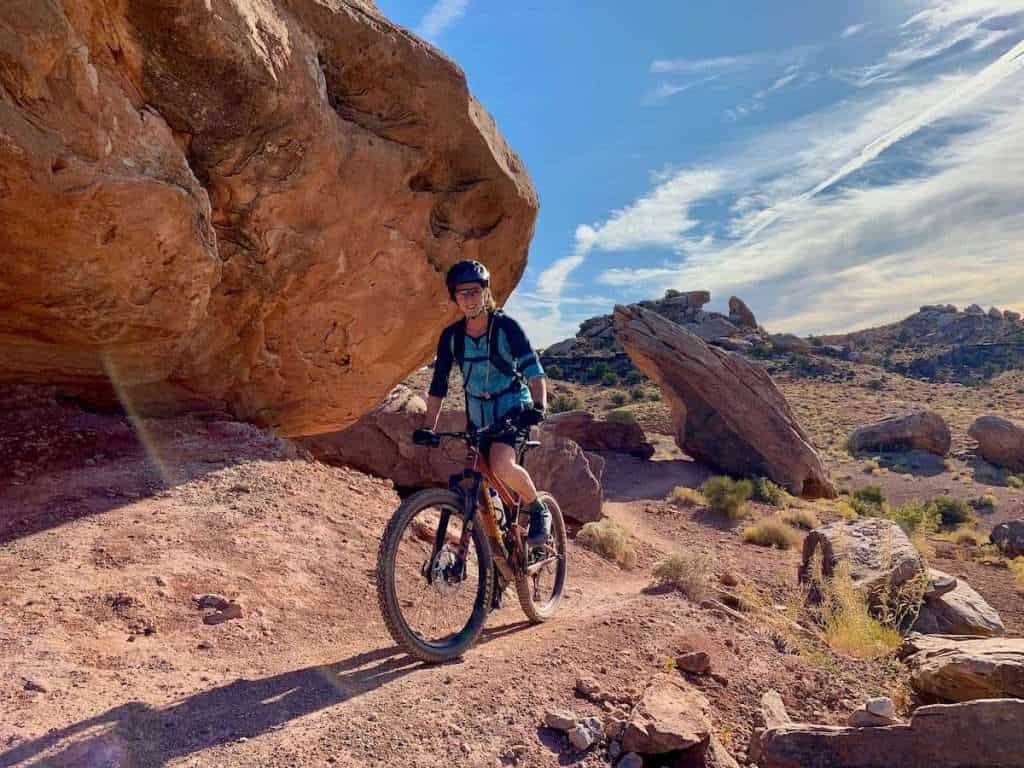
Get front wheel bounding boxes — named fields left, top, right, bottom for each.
left=515, top=491, right=567, bottom=623
left=376, top=488, right=494, bottom=664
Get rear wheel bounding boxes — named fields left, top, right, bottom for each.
left=515, top=491, right=567, bottom=623
left=377, top=488, right=494, bottom=663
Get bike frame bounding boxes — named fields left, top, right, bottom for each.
left=430, top=427, right=535, bottom=585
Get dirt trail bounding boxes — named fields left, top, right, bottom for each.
left=4, top=392, right=1021, bottom=767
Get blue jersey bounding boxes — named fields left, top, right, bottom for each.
left=428, top=312, right=545, bottom=429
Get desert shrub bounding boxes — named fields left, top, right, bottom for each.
left=888, top=499, right=940, bottom=537
left=752, top=476, right=786, bottom=506
left=742, top=518, right=800, bottom=549
left=851, top=485, right=886, bottom=516
left=606, top=408, right=636, bottom=425
left=624, top=370, right=644, bottom=386
left=1008, top=474, right=1024, bottom=489
left=600, top=370, right=619, bottom=387
left=652, top=552, right=712, bottom=601
left=970, top=494, right=998, bottom=512
left=648, top=390, right=661, bottom=401
left=577, top=520, right=637, bottom=569
left=610, top=391, right=628, bottom=407
left=631, top=387, right=646, bottom=401
left=701, top=476, right=753, bottom=520
left=550, top=394, right=581, bottom=414
left=781, top=507, right=822, bottom=531
left=667, top=486, right=705, bottom=507
left=864, top=377, right=887, bottom=391
left=932, top=496, right=974, bottom=528
left=545, top=364, right=564, bottom=379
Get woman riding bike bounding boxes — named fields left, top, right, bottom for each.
left=413, top=259, right=552, bottom=548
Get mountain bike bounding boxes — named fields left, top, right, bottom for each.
left=375, top=417, right=567, bottom=663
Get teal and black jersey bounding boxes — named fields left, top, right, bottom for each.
left=428, top=311, right=545, bottom=429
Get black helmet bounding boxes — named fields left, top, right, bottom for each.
left=445, top=260, right=490, bottom=298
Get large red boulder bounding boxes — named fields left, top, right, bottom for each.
left=0, top=0, right=536, bottom=436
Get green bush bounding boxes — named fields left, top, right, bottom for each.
left=752, top=476, right=786, bottom=506
left=610, top=391, right=628, bottom=406
left=700, top=476, right=753, bottom=520
left=631, top=387, right=646, bottom=401
left=970, top=494, right=998, bottom=512
left=624, top=370, right=645, bottom=386
left=587, top=361, right=613, bottom=381
left=545, top=364, right=564, bottom=379
left=851, top=485, right=886, bottom=516
left=549, top=394, right=581, bottom=414
left=932, top=496, right=974, bottom=528
left=889, top=499, right=941, bottom=536
left=600, top=370, right=619, bottom=386
left=606, top=408, right=636, bottom=425
left=648, top=390, right=661, bottom=401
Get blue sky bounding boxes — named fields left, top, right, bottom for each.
left=377, top=0, right=1024, bottom=347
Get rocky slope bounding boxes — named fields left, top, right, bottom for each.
left=0, top=0, right=537, bottom=436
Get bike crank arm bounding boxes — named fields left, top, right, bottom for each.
left=525, top=555, right=559, bottom=576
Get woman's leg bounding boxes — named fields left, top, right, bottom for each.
left=487, top=442, right=538, bottom=503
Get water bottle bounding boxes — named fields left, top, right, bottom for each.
left=488, top=487, right=505, bottom=523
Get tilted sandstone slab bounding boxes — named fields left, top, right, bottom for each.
left=0, top=0, right=537, bottom=436
left=899, top=633, right=1024, bottom=701
left=613, top=304, right=835, bottom=497
left=755, top=699, right=1024, bottom=768
left=621, top=675, right=712, bottom=755
left=298, top=387, right=604, bottom=523
left=848, top=411, right=951, bottom=456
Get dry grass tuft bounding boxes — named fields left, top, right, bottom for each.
left=652, top=552, right=713, bottom=602
left=781, top=507, right=822, bottom=531
left=1011, top=558, right=1024, bottom=592
left=666, top=486, right=705, bottom=507
left=577, top=519, right=638, bottom=570
left=742, top=517, right=801, bottom=549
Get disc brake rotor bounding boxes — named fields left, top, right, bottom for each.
left=429, top=547, right=462, bottom=597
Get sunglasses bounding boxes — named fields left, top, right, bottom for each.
left=455, top=287, right=484, bottom=299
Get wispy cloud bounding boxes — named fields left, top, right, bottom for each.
left=644, top=76, right=718, bottom=104
left=650, top=55, right=751, bottom=75
left=416, top=0, right=470, bottom=41
left=841, top=23, right=867, bottom=39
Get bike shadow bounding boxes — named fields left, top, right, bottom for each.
left=0, top=646, right=419, bottom=768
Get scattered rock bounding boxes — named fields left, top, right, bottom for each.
left=614, top=304, right=835, bottom=498
left=865, top=697, right=895, bottom=719
left=672, top=736, right=741, bottom=768
left=923, top=572, right=958, bottom=600
left=544, top=710, right=577, bottom=731
left=568, top=717, right=603, bottom=751
left=576, top=676, right=603, bottom=700
left=968, top=415, right=1024, bottom=472
left=768, top=333, right=811, bottom=353
left=990, top=520, right=1024, bottom=558
left=911, top=568, right=1004, bottom=637
left=799, top=519, right=923, bottom=606
left=965, top=304, right=984, bottom=315
left=848, top=708, right=899, bottom=727
left=618, top=753, right=643, bottom=768
left=848, top=411, right=951, bottom=456
left=899, top=633, right=1024, bottom=701
left=621, top=676, right=711, bottom=755
left=23, top=679, right=47, bottom=694
left=756, top=698, right=1024, bottom=768
left=676, top=651, right=711, bottom=675
left=193, top=594, right=231, bottom=611
left=760, top=689, right=792, bottom=729
left=203, top=602, right=243, bottom=625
